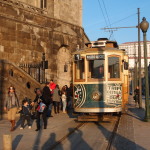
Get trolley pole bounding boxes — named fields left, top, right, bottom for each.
left=138, top=8, right=142, bottom=108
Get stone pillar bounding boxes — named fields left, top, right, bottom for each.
left=3, top=134, right=12, bottom=150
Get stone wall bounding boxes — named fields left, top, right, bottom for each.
left=53, top=0, right=82, bottom=26
left=0, top=0, right=89, bottom=84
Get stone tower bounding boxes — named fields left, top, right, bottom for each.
left=18, top=0, right=82, bottom=26
left=0, top=0, right=89, bottom=117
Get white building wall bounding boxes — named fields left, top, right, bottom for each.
left=119, top=41, right=150, bottom=68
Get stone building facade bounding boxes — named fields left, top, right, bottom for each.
left=0, top=0, right=89, bottom=117
left=18, top=0, right=82, bottom=26
left=0, top=0, right=89, bottom=87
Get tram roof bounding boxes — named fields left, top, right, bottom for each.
left=73, top=47, right=125, bottom=54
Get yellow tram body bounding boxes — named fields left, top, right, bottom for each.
left=73, top=39, right=129, bottom=115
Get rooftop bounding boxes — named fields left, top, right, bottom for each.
left=120, top=41, right=150, bottom=45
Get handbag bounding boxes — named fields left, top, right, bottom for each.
left=36, top=102, right=46, bottom=112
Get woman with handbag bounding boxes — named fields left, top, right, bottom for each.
left=4, top=86, right=20, bottom=131
left=32, top=88, right=48, bottom=131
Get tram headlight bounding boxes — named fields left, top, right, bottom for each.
left=92, top=91, right=102, bottom=101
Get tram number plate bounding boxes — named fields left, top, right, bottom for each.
left=86, top=54, right=105, bottom=60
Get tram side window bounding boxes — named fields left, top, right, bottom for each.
left=75, top=59, right=85, bottom=80
left=108, top=57, right=120, bottom=78
left=88, top=60, right=104, bottom=79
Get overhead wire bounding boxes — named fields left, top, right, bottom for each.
left=101, top=0, right=115, bottom=40
left=97, top=0, right=109, bottom=28
left=97, top=0, right=115, bottom=40
left=104, top=13, right=137, bottom=28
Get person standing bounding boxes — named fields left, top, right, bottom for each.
left=134, top=86, right=140, bottom=107
left=61, top=91, right=67, bottom=113
left=43, top=82, right=53, bottom=117
left=20, top=99, right=31, bottom=129
left=4, top=86, right=20, bottom=131
left=49, top=79, right=56, bottom=94
left=68, top=83, right=73, bottom=109
left=33, top=88, right=48, bottom=131
left=53, top=85, right=61, bottom=114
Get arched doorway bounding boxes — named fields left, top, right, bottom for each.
left=57, top=46, right=72, bottom=88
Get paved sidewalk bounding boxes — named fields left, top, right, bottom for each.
left=112, top=96, right=150, bottom=150
left=0, top=111, right=79, bottom=150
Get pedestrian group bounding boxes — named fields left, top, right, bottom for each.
left=4, top=79, right=73, bottom=132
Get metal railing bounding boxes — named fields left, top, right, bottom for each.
left=19, top=63, right=43, bottom=83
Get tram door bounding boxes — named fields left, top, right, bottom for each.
left=122, top=56, right=129, bottom=112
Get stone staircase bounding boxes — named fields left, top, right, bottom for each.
left=0, top=60, right=44, bottom=119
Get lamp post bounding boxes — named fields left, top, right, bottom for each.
left=140, top=17, right=150, bottom=121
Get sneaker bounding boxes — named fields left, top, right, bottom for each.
left=28, top=126, right=31, bottom=129
left=20, top=127, right=23, bottom=130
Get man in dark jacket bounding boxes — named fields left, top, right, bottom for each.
left=43, top=82, right=53, bottom=117
left=33, top=88, right=48, bottom=131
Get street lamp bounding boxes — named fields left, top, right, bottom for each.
left=140, top=17, right=150, bottom=121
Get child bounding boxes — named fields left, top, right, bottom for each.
left=61, top=91, right=67, bottom=113
left=20, top=99, right=31, bottom=129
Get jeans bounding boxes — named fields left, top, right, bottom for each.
left=68, top=96, right=73, bottom=109
left=21, top=115, right=31, bottom=127
left=47, top=103, right=53, bottom=117
left=62, top=100, right=67, bottom=112
left=36, top=108, right=48, bottom=129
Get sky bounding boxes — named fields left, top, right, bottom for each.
left=82, top=0, right=150, bottom=44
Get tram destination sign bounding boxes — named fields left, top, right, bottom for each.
left=86, top=54, right=105, bottom=60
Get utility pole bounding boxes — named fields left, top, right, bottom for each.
left=134, top=43, right=138, bottom=90
left=138, top=8, right=142, bottom=108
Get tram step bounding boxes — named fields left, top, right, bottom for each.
left=78, top=115, right=103, bottom=122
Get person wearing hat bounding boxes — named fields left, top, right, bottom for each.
left=4, top=86, right=20, bottom=131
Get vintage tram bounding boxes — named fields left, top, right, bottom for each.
left=73, top=38, right=129, bottom=121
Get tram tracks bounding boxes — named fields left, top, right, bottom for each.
left=50, top=122, right=86, bottom=150
left=106, top=114, right=121, bottom=150
left=50, top=114, right=121, bottom=150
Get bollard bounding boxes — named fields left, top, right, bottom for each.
left=3, top=134, right=12, bottom=150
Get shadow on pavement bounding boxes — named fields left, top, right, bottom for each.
left=32, top=128, right=43, bottom=150
left=95, top=120, right=146, bottom=150
left=41, top=128, right=93, bottom=150
left=65, top=128, right=93, bottom=150
left=12, top=134, right=23, bottom=150
left=15, top=117, right=22, bottom=130
left=41, top=133, right=63, bottom=150
left=127, top=107, right=145, bottom=121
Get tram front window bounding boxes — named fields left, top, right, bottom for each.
left=88, top=60, right=104, bottom=79
left=108, top=57, right=120, bottom=78
left=75, top=58, right=85, bottom=80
